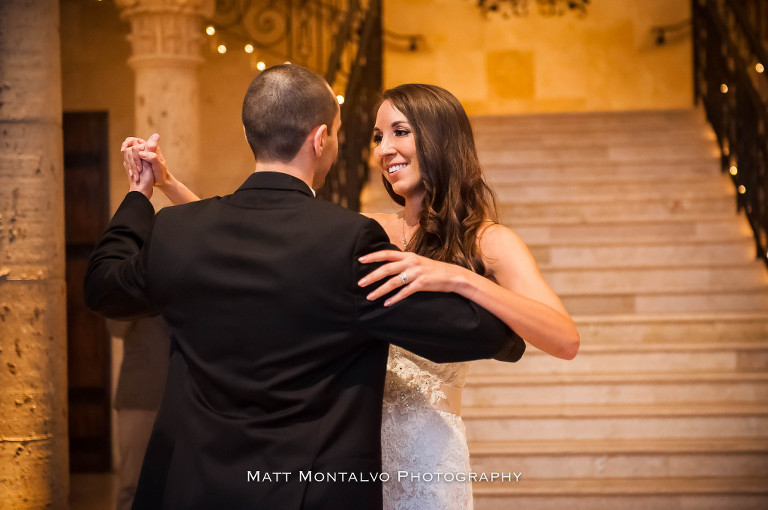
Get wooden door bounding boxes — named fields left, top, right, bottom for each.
left=63, top=112, right=112, bottom=472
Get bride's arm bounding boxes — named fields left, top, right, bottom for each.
left=121, top=134, right=201, bottom=205
left=152, top=172, right=200, bottom=205
left=358, top=224, right=579, bottom=360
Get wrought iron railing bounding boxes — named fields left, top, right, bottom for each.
left=319, top=0, right=382, bottom=210
left=693, top=0, right=768, bottom=263
left=208, top=0, right=382, bottom=210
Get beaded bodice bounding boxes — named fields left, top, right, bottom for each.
left=380, top=345, right=474, bottom=509
left=382, top=345, right=469, bottom=414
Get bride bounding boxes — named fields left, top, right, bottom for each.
left=122, top=83, right=579, bottom=509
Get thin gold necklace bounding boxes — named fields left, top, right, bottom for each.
left=401, top=216, right=416, bottom=250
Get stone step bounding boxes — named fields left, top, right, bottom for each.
left=472, top=477, right=768, bottom=510
left=463, top=372, right=768, bottom=406
left=491, top=176, right=732, bottom=203
left=478, top=140, right=718, bottom=157
left=540, top=263, right=768, bottom=294
left=496, top=188, right=737, bottom=218
left=479, top=147, right=721, bottom=166
left=531, top=238, right=757, bottom=268
left=470, top=109, right=707, bottom=131
left=511, top=213, right=743, bottom=229
left=462, top=403, right=768, bottom=441
left=471, top=118, right=711, bottom=134
left=471, top=341, right=768, bottom=375
left=468, top=438, right=768, bottom=478
left=475, top=131, right=716, bottom=149
left=512, top=216, right=751, bottom=245
left=571, top=313, right=768, bottom=344
left=498, top=199, right=737, bottom=225
left=482, top=160, right=720, bottom=178
left=560, top=286, right=768, bottom=314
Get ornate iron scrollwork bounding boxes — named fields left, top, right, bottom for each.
left=477, top=0, right=590, bottom=17
left=206, top=0, right=383, bottom=210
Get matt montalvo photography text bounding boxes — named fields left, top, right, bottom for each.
left=246, top=471, right=523, bottom=483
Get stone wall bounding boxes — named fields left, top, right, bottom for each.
left=383, top=0, right=693, bottom=114
left=0, top=0, right=69, bottom=507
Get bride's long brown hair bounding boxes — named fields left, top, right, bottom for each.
left=379, top=84, right=498, bottom=275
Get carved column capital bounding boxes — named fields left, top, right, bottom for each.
left=116, top=0, right=215, bottom=69
left=116, top=0, right=215, bottom=17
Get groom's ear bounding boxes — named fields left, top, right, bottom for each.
left=311, top=124, right=329, bottom=157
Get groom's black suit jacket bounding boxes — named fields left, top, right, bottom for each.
left=84, top=172, right=524, bottom=510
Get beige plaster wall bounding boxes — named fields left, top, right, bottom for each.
left=60, top=0, right=254, bottom=206
left=383, top=0, right=693, bottom=114
left=60, top=0, right=135, bottom=214
left=197, top=48, right=257, bottom=199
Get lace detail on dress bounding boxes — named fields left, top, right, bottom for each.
left=381, top=346, right=473, bottom=510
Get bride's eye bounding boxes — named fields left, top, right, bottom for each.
left=394, top=129, right=410, bottom=137
left=372, top=132, right=383, bottom=145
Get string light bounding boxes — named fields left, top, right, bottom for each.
left=730, top=165, right=738, bottom=176
left=757, top=63, right=765, bottom=74
left=738, top=185, right=746, bottom=194
left=217, top=44, right=227, bottom=54
left=336, top=95, right=345, bottom=105
left=720, top=84, right=728, bottom=94
left=244, top=44, right=254, bottom=54
left=206, top=26, right=216, bottom=36
left=256, top=61, right=266, bottom=71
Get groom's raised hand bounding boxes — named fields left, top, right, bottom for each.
left=137, top=133, right=170, bottom=187
left=121, top=137, right=154, bottom=198
left=128, top=152, right=155, bottom=198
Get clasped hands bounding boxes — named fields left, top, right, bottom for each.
left=120, top=133, right=169, bottom=199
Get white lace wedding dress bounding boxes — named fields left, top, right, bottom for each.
left=381, top=345, right=473, bottom=509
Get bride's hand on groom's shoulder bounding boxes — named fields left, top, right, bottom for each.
left=357, top=250, right=465, bottom=306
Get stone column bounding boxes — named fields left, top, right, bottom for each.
left=116, top=0, right=214, bottom=208
left=0, top=0, right=69, bottom=508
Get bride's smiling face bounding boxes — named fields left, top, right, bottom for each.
left=372, top=100, right=425, bottom=200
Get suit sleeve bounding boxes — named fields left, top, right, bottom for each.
left=83, top=191, right=158, bottom=319
left=353, top=218, right=525, bottom=363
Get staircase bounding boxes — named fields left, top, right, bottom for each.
left=361, top=109, right=768, bottom=509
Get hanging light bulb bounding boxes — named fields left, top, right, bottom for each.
left=245, top=44, right=254, bottom=54
left=720, top=84, right=729, bottom=94
left=336, top=95, right=345, bottom=105
left=206, top=26, right=216, bottom=36
left=256, top=61, right=267, bottom=71
left=217, top=44, right=227, bottom=54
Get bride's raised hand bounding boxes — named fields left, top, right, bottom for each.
left=121, top=136, right=147, bottom=184
left=358, top=250, right=465, bottom=306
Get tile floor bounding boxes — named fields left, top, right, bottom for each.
left=70, top=472, right=118, bottom=510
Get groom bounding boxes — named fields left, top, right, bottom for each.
left=84, top=64, right=524, bottom=510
